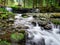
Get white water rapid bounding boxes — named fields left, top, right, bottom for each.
left=14, top=14, right=60, bottom=45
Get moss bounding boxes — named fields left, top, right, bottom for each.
left=22, top=16, right=28, bottom=18
left=51, top=19, right=60, bottom=25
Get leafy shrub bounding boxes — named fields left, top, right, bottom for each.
left=0, top=8, right=8, bottom=12
left=11, top=32, right=24, bottom=41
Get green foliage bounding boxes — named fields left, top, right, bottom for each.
left=6, top=12, right=15, bottom=18
left=0, top=8, right=8, bottom=12
left=0, top=8, right=15, bottom=19
left=51, top=19, right=60, bottom=25
left=11, top=4, right=21, bottom=8
left=11, top=33, right=24, bottom=41
left=0, top=40, right=11, bottom=45
left=0, top=12, right=15, bottom=19
left=0, top=0, right=59, bottom=8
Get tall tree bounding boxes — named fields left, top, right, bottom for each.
left=33, top=0, right=37, bottom=8
left=24, top=0, right=25, bottom=8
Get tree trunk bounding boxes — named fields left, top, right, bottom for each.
left=36, top=0, right=37, bottom=7
left=33, top=0, right=34, bottom=8
left=24, top=0, right=25, bottom=8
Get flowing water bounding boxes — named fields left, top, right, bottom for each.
left=14, top=14, right=60, bottom=45
left=5, top=7, right=12, bottom=12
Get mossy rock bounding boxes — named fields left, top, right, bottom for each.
left=51, top=19, right=60, bottom=25
left=18, top=30, right=25, bottom=34
left=22, top=14, right=29, bottom=18
left=0, top=12, right=15, bottom=19
left=50, top=13, right=60, bottom=18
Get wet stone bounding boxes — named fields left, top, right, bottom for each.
left=44, top=24, right=52, bottom=30
left=38, top=21, right=47, bottom=27
left=33, top=15, right=37, bottom=19
left=31, top=22, right=36, bottom=26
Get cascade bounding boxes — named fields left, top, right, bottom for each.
left=14, top=14, right=60, bottom=45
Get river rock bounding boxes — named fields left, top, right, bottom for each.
left=22, top=14, right=29, bottom=18
left=0, top=31, right=6, bottom=35
left=44, top=24, right=52, bottom=30
left=6, top=18, right=14, bottom=23
left=38, top=20, right=47, bottom=27
left=40, top=18, right=47, bottom=21
left=22, top=26, right=29, bottom=29
left=35, top=8, right=40, bottom=13
left=16, top=26, right=29, bottom=29
left=33, top=15, right=37, bottom=19
left=31, top=22, right=36, bottom=26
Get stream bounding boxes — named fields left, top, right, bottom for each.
left=14, top=14, right=60, bottom=45
left=5, top=7, right=60, bottom=45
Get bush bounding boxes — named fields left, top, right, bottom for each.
left=11, top=32, right=24, bottom=41
left=0, top=8, right=8, bottom=12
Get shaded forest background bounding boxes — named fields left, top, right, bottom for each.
left=0, top=0, right=60, bottom=8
